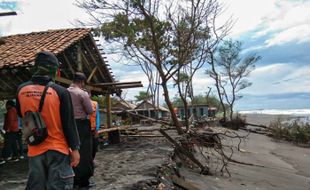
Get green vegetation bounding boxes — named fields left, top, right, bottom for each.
left=134, top=91, right=152, bottom=102
left=91, top=96, right=105, bottom=108
left=171, top=94, right=228, bottom=112
left=91, top=96, right=119, bottom=108
left=269, top=118, right=310, bottom=144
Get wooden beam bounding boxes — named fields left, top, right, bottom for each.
left=81, top=40, right=108, bottom=82
left=106, top=94, right=120, bottom=144
left=87, top=66, right=98, bottom=83
left=0, top=78, right=14, bottom=90
left=113, top=84, right=143, bottom=89
left=82, top=36, right=114, bottom=82
left=0, top=91, right=15, bottom=100
left=62, top=52, right=75, bottom=75
left=80, top=51, right=99, bottom=83
left=98, top=125, right=130, bottom=134
left=55, top=76, right=104, bottom=93
left=91, top=81, right=142, bottom=86
left=77, top=42, right=82, bottom=71
left=106, top=94, right=112, bottom=128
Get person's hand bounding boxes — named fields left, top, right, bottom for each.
left=93, top=131, right=99, bottom=138
left=70, top=150, right=80, bottom=167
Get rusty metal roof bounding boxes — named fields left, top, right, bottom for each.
left=0, top=28, right=92, bottom=69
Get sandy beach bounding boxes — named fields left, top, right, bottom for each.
left=181, top=130, right=310, bottom=190
left=239, top=111, right=310, bottom=127
left=1, top=116, right=310, bottom=190
left=0, top=134, right=173, bottom=190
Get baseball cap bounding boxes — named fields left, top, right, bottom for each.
left=35, top=51, right=60, bottom=67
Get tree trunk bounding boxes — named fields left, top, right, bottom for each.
left=210, top=53, right=227, bottom=121
left=162, top=82, right=184, bottom=135
left=176, top=72, right=190, bottom=131
left=184, top=101, right=190, bottom=131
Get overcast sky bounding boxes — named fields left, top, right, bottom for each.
left=1, top=0, right=310, bottom=110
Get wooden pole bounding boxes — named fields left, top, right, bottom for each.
left=106, top=94, right=112, bottom=128
left=77, top=42, right=82, bottom=71
left=106, top=94, right=120, bottom=144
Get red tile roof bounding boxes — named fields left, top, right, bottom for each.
left=0, top=28, right=92, bottom=69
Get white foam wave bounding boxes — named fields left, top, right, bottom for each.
left=238, top=109, right=310, bottom=116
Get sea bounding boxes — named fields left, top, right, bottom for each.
left=238, top=108, right=310, bottom=125
left=238, top=108, right=310, bottom=116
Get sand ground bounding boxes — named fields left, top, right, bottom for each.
left=0, top=135, right=173, bottom=190
left=181, top=130, right=310, bottom=190
left=1, top=116, right=310, bottom=190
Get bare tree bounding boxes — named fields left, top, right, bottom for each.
left=207, top=39, right=261, bottom=120
left=207, top=50, right=228, bottom=120
left=77, top=0, right=232, bottom=134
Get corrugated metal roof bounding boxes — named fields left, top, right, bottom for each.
left=135, top=100, right=169, bottom=112
left=0, top=28, right=92, bottom=69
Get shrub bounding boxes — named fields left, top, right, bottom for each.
left=269, top=118, right=310, bottom=144
left=219, top=115, right=246, bottom=130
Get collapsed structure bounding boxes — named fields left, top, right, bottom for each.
left=0, top=28, right=142, bottom=141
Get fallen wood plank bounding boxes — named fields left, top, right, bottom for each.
left=98, top=125, right=131, bottom=133
left=171, top=175, right=201, bottom=190
left=137, top=127, right=180, bottom=133
left=121, top=135, right=164, bottom=138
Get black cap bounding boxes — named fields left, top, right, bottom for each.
left=6, top=100, right=15, bottom=107
left=35, top=51, right=60, bottom=67
left=73, top=72, right=87, bottom=81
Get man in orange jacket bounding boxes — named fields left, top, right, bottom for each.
left=16, top=51, right=80, bottom=189
left=0, top=100, right=19, bottom=164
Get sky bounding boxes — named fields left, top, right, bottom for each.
left=0, top=0, right=310, bottom=111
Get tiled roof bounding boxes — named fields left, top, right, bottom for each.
left=0, top=28, right=92, bottom=69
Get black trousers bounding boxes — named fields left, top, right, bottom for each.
left=17, top=130, right=24, bottom=156
left=74, top=119, right=93, bottom=187
left=2, top=132, right=18, bottom=159
left=92, top=132, right=99, bottom=160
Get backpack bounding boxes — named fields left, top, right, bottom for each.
left=22, top=82, right=52, bottom=146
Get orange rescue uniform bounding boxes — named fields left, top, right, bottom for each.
left=90, top=101, right=98, bottom=131
left=18, top=84, right=69, bottom=157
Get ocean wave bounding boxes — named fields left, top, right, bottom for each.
left=238, top=109, right=310, bottom=116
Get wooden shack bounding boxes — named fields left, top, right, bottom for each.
left=134, top=100, right=170, bottom=123
left=177, top=104, right=209, bottom=119
left=0, top=28, right=142, bottom=143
